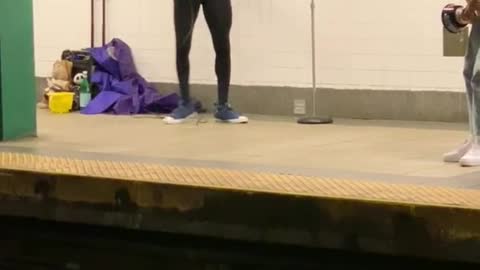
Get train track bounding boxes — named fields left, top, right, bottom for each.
left=0, top=216, right=475, bottom=270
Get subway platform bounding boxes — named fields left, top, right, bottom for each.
left=1, top=110, right=480, bottom=264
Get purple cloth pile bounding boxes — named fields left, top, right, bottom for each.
left=81, top=38, right=179, bottom=115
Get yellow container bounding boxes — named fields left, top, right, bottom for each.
left=48, top=92, right=75, bottom=114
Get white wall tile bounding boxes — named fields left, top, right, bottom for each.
left=33, top=0, right=468, bottom=92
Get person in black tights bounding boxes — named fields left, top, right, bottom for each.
left=164, top=0, right=248, bottom=124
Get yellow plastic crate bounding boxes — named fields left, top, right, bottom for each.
left=48, top=92, right=74, bottom=114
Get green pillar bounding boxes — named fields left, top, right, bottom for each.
left=0, top=0, right=36, bottom=141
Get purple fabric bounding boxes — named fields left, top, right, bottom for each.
left=81, top=38, right=179, bottom=115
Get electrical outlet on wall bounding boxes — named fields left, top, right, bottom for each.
left=294, top=99, right=306, bottom=115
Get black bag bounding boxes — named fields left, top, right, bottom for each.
left=61, top=49, right=99, bottom=99
left=61, top=50, right=94, bottom=81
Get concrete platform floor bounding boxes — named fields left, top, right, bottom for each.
left=2, top=110, right=480, bottom=189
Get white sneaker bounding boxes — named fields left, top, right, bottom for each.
left=443, top=139, right=473, bottom=163
left=460, top=144, right=480, bottom=167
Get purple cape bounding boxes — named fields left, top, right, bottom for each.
left=81, top=38, right=179, bottom=115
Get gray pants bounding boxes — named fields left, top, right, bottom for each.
left=464, top=21, right=480, bottom=136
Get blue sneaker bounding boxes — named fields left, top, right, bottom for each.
left=214, top=103, right=248, bottom=124
left=164, top=101, right=197, bottom=124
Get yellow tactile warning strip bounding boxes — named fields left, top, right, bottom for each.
left=0, top=152, right=480, bottom=209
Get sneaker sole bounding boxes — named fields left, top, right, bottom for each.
left=215, top=116, right=249, bottom=124
left=443, top=155, right=462, bottom=163
left=163, top=113, right=198, bottom=125
left=460, top=160, right=480, bottom=167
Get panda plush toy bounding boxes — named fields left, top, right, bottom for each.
left=73, top=71, right=88, bottom=86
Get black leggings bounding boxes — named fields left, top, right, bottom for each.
left=174, top=0, right=232, bottom=105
